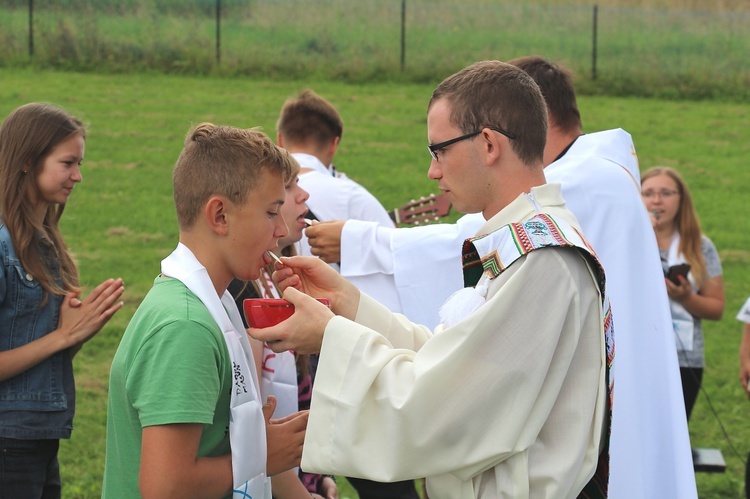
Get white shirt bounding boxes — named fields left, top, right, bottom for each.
left=294, top=153, right=400, bottom=311
left=337, top=129, right=697, bottom=499
left=294, top=153, right=393, bottom=227
left=304, top=184, right=605, bottom=498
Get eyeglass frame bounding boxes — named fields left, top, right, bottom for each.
left=641, top=189, right=680, bottom=199
left=427, top=126, right=516, bottom=161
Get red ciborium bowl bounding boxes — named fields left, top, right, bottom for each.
left=243, top=297, right=331, bottom=328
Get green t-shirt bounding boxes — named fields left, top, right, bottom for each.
left=102, top=276, right=232, bottom=498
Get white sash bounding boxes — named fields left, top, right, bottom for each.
left=666, top=232, right=695, bottom=351
left=260, top=345, right=299, bottom=419
left=161, top=243, right=271, bottom=499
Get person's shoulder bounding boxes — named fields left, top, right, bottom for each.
left=0, top=223, right=10, bottom=245
left=299, top=169, right=350, bottom=192
left=137, top=277, right=219, bottom=330
left=700, top=234, right=719, bottom=253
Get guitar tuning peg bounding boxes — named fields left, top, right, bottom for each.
left=414, top=221, right=421, bottom=225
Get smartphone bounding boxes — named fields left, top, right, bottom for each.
left=666, top=263, right=691, bottom=285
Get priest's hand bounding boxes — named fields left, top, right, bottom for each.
left=305, top=220, right=345, bottom=264
left=272, top=255, right=359, bottom=319
left=250, top=287, right=335, bottom=355
left=264, top=396, right=309, bottom=476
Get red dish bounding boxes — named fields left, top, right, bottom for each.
left=243, top=297, right=331, bottom=328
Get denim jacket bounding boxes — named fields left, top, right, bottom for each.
left=0, top=224, right=75, bottom=439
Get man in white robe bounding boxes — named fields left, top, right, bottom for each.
left=275, top=89, right=400, bottom=317
left=252, top=60, right=609, bottom=498
left=306, top=57, right=696, bottom=498
left=276, top=89, right=416, bottom=498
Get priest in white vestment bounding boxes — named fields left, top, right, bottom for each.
left=309, top=58, right=696, bottom=499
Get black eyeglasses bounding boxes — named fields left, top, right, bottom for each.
left=427, top=127, right=515, bottom=161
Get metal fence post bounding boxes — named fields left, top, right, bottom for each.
left=28, top=0, right=34, bottom=57
left=592, top=5, right=598, bottom=80
left=400, top=0, right=406, bottom=71
left=216, top=0, right=221, bottom=65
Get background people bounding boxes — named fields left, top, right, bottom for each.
left=276, top=89, right=402, bottom=318
left=0, top=102, right=125, bottom=498
left=642, top=166, right=725, bottom=420
left=737, top=296, right=750, bottom=499
left=276, top=88, right=415, bottom=498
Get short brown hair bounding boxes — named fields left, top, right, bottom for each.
left=173, top=123, right=298, bottom=229
left=276, top=89, right=343, bottom=148
left=429, top=60, right=547, bottom=166
left=508, top=55, right=582, bottom=134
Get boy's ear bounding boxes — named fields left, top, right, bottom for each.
left=205, top=196, right=230, bottom=236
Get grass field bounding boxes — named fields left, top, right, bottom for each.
left=1, top=67, right=749, bottom=498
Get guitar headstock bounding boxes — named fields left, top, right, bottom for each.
left=389, top=192, right=452, bottom=226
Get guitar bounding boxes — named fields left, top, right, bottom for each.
left=388, top=192, right=452, bottom=226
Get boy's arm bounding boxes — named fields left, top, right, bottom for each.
left=739, top=323, right=750, bottom=397
left=139, top=401, right=307, bottom=499
left=266, top=408, right=309, bottom=476
left=270, top=469, right=312, bottom=498
left=140, top=423, right=232, bottom=499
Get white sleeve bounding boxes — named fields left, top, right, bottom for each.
left=737, top=297, right=750, bottom=324
left=339, top=220, right=396, bottom=277
left=346, top=184, right=396, bottom=227
left=338, top=220, right=401, bottom=312
left=391, top=214, right=484, bottom=328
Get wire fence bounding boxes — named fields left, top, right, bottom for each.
left=2, top=0, right=749, bottom=99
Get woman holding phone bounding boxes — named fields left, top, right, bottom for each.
left=641, top=166, right=725, bottom=420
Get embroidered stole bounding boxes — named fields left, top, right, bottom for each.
left=461, top=214, right=614, bottom=499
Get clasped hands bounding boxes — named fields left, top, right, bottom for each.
left=248, top=256, right=359, bottom=354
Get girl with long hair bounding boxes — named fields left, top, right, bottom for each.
left=0, top=102, right=124, bottom=498
left=641, top=166, right=725, bottom=420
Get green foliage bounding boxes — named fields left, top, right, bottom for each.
left=1, top=68, right=749, bottom=498
left=1, top=1, right=749, bottom=100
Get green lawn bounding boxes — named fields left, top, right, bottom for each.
left=1, top=68, right=749, bottom=498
